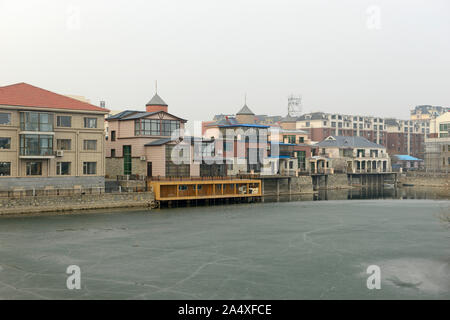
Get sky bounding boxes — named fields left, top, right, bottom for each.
left=0, top=0, right=449, bottom=126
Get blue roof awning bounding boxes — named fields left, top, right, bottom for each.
left=395, top=155, right=422, bottom=161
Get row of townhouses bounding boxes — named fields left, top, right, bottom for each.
left=1, top=82, right=449, bottom=192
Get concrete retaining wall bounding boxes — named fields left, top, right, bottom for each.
left=262, top=176, right=314, bottom=195
left=327, top=173, right=351, bottom=189
left=0, top=192, right=155, bottom=216
left=0, top=176, right=105, bottom=191
left=398, top=172, right=449, bottom=187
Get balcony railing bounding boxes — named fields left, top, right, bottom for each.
left=20, top=147, right=54, bottom=157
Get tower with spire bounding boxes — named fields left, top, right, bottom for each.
left=236, top=102, right=256, bottom=124
left=146, top=81, right=168, bottom=113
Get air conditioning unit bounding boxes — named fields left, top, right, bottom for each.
left=56, top=150, right=64, bottom=157
left=140, top=156, right=146, bottom=161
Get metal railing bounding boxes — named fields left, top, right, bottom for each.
left=148, top=174, right=261, bottom=182
left=0, top=186, right=149, bottom=199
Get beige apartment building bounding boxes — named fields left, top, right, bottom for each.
left=0, top=83, right=109, bottom=191
left=425, top=112, right=450, bottom=172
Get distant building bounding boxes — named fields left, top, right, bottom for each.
left=204, top=103, right=270, bottom=175
left=293, top=111, right=425, bottom=159
left=314, top=136, right=390, bottom=174
left=424, top=112, right=450, bottom=172
left=0, top=83, right=109, bottom=191
left=410, top=105, right=449, bottom=122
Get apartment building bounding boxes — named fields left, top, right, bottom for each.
left=425, top=112, right=450, bottom=172
left=0, top=83, right=109, bottom=191
left=384, top=118, right=425, bottom=159
left=410, top=105, right=449, bottom=122
left=294, top=111, right=426, bottom=158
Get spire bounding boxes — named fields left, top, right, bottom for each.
left=145, top=81, right=168, bottom=112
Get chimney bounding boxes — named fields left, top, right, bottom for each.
left=100, top=101, right=106, bottom=108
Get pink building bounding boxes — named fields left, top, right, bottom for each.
left=105, top=93, right=201, bottom=178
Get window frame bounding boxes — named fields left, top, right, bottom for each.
left=56, top=162, right=71, bottom=175
left=0, top=113, right=11, bottom=125
left=0, top=162, right=11, bottom=176
left=56, top=115, right=72, bottom=128
left=84, top=117, right=98, bottom=129
left=83, top=140, right=97, bottom=151
left=83, top=162, right=97, bottom=175
left=0, top=137, right=11, bottom=149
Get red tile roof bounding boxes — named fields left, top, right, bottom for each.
left=0, top=82, right=109, bottom=113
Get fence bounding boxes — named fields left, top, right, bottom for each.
left=147, top=174, right=261, bottom=182
left=0, top=185, right=148, bottom=199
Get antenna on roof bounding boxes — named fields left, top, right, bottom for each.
left=244, top=93, right=247, bottom=105
left=155, top=80, right=158, bottom=94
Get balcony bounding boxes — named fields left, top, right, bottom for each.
left=20, top=111, right=54, bottom=134
left=19, top=134, right=54, bottom=159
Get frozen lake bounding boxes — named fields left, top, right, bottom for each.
left=0, top=190, right=449, bottom=299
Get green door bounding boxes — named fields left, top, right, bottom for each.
left=296, top=151, right=306, bottom=170
left=123, top=145, right=132, bottom=175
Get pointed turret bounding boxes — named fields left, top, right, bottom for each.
left=146, top=93, right=168, bottom=113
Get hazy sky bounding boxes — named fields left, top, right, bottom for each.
left=1, top=0, right=449, bottom=124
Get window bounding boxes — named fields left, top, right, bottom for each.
left=111, top=149, right=116, bottom=157
left=289, top=161, right=293, bottom=169
left=298, top=137, right=304, bottom=143
left=331, top=115, right=336, bottom=119
left=0, top=137, right=11, bottom=149
left=56, top=139, right=71, bottom=150
left=305, top=122, right=310, bottom=127
left=0, top=162, right=11, bottom=176
left=283, top=135, right=296, bottom=144
left=331, top=122, right=336, bottom=128
left=323, top=121, right=327, bottom=126
left=56, top=162, right=71, bottom=175
left=224, top=141, right=233, bottom=152
left=111, top=130, right=116, bottom=141
left=84, top=117, right=97, bottom=128
left=0, top=113, right=11, bottom=125
left=83, top=140, right=97, bottom=151
left=83, top=162, right=97, bottom=175
left=20, top=112, right=53, bottom=131
left=57, top=116, right=71, bottom=127
left=26, top=162, right=42, bottom=176
left=135, top=119, right=161, bottom=136
left=20, top=135, right=53, bottom=156
left=353, top=123, right=357, bottom=129
left=161, top=120, right=180, bottom=136
left=338, top=122, right=342, bottom=128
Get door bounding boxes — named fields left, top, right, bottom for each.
left=147, top=162, right=152, bottom=177
left=123, top=145, right=132, bottom=175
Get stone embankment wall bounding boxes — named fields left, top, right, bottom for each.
left=0, top=192, right=155, bottom=216
left=398, top=172, right=449, bottom=188
left=262, top=176, right=314, bottom=195
left=326, top=174, right=350, bottom=189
